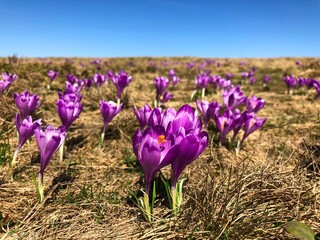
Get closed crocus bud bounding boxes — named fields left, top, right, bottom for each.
left=225, top=73, right=233, bottom=80
left=241, top=72, right=249, bottom=79
left=48, top=70, right=59, bottom=82
left=2, top=72, right=18, bottom=83
left=57, top=99, right=83, bottom=131
left=171, top=131, right=208, bottom=188
left=111, top=71, right=132, bottom=100
left=196, top=100, right=221, bottom=127
left=283, top=75, right=297, bottom=89
left=242, top=112, right=267, bottom=143
left=172, top=76, right=181, bottom=87
left=133, top=104, right=152, bottom=129
left=263, top=75, right=271, bottom=83
left=168, top=69, right=176, bottom=79
left=14, top=90, right=41, bottom=119
left=222, top=86, right=247, bottom=110
left=100, top=100, right=123, bottom=134
left=66, top=74, right=78, bottom=84
left=246, top=96, right=266, bottom=113
left=93, top=73, right=106, bottom=87
left=154, top=76, right=169, bottom=100
left=133, top=125, right=179, bottom=194
left=214, top=110, right=234, bottom=144
left=15, top=113, right=42, bottom=150
left=161, top=91, right=173, bottom=103
left=0, top=78, right=12, bottom=95
left=250, top=77, right=256, bottom=85
left=171, top=104, right=201, bottom=135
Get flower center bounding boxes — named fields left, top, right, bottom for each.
left=157, top=135, right=167, bottom=145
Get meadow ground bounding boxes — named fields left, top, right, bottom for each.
left=0, top=57, right=320, bottom=239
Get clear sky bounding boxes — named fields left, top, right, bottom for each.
left=1, top=0, right=319, bottom=58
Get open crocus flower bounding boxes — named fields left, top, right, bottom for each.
left=241, top=112, right=267, bottom=143
left=246, top=96, right=266, bottom=113
left=66, top=74, right=78, bottom=84
left=2, top=72, right=18, bottom=83
left=196, top=100, right=221, bottom=127
left=99, top=100, right=123, bottom=144
left=65, top=81, right=83, bottom=94
left=133, top=104, right=152, bottom=129
left=58, top=92, right=82, bottom=103
left=34, top=125, right=66, bottom=202
left=283, top=75, right=297, bottom=94
left=222, top=86, right=247, bottom=109
left=195, top=73, right=210, bottom=90
left=111, top=71, right=132, bottom=103
left=57, top=99, right=83, bottom=130
left=133, top=125, right=179, bottom=194
left=14, top=90, right=41, bottom=119
left=241, top=72, right=249, bottom=79
left=172, top=76, right=181, bottom=87
left=168, top=69, right=176, bottom=80
left=48, top=70, right=58, bottom=83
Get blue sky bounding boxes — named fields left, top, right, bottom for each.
left=1, top=0, right=319, bottom=58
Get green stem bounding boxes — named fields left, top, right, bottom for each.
left=37, top=174, right=45, bottom=203
left=59, top=141, right=65, bottom=163
left=117, top=98, right=121, bottom=107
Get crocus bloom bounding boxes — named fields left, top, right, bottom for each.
left=111, top=71, right=132, bottom=100
left=248, top=71, right=255, bottom=78
left=161, top=91, right=173, bottom=103
left=222, top=86, right=247, bottom=109
left=172, top=76, right=181, bottom=87
left=241, top=72, right=249, bottom=79
left=133, top=104, right=152, bottom=129
left=225, top=73, right=233, bottom=80
left=2, top=72, right=18, bottom=83
left=186, top=61, right=195, bottom=69
left=232, top=109, right=245, bottom=140
left=283, top=75, right=297, bottom=89
left=66, top=74, right=78, bottom=84
left=171, top=131, right=208, bottom=188
left=168, top=69, right=176, bottom=79
left=242, top=112, right=267, bottom=143
left=57, top=99, right=83, bottom=130
left=15, top=113, right=42, bottom=150
left=263, top=75, right=271, bottom=84
left=65, top=81, right=83, bottom=94
left=214, top=110, right=235, bottom=144
left=195, top=73, right=210, bottom=89
left=133, top=125, right=179, bottom=194
left=0, top=78, right=12, bottom=95
left=196, top=100, right=221, bottom=127
left=250, top=77, right=256, bottom=85
left=14, top=90, right=41, bottom=119
left=48, top=70, right=58, bottom=82
left=93, top=73, right=106, bottom=87
left=154, top=76, right=170, bottom=100
left=246, top=96, right=266, bottom=113
left=58, top=92, right=82, bottom=103
left=314, top=82, right=320, bottom=96
left=100, top=100, right=123, bottom=134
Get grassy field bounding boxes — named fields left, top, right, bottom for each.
left=0, top=56, right=320, bottom=239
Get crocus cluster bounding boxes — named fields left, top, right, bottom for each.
left=196, top=86, right=267, bottom=149
left=0, top=72, right=18, bottom=95
left=133, top=104, right=208, bottom=214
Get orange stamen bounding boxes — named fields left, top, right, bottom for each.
left=158, top=135, right=167, bottom=144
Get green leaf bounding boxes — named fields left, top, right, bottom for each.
left=286, top=221, right=315, bottom=240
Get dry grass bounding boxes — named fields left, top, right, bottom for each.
left=0, top=57, right=320, bottom=239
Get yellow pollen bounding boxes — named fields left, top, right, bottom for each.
left=158, top=135, right=167, bottom=144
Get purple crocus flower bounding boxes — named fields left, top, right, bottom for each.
left=263, top=75, right=271, bottom=84
left=241, top=72, right=249, bottom=79
left=65, top=81, right=83, bottom=94
left=48, top=70, right=59, bottom=82
left=283, top=75, right=297, bottom=94
left=2, top=72, right=18, bottom=83
left=214, top=109, right=236, bottom=144
left=168, top=69, right=176, bottom=79
left=133, top=104, right=152, bottom=129
left=195, top=73, right=210, bottom=90
left=14, top=90, right=41, bottom=119
left=58, top=92, right=82, bottom=103
left=0, top=78, right=12, bottom=95
left=154, top=76, right=170, bottom=100
left=66, top=74, right=78, bottom=84
left=196, top=100, right=221, bottom=127
left=56, top=99, right=83, bottom=130
left=171, top=131, right=208, bottom=188
left=93, top=73, right=106, bottom=87
left=161, top=91, right=173, bottom=103
left=34, top=124, right=66, bottom=201
left=242, top=112, right=267, bottom=143
left=225, top=73, right=233, bottom=80
left=111, top=71, right=132, bottom=100
left=232, top=109, right=245, bottom=140
left=172, top=76, right=181, bottom=87
left=246, top=96, right=266, bottom=113
left=250, top=77, right=256, bottom=85
left=222, top=86, right=247, bottom=109
left=186, top=61, right=195, bottom=69
left=314, top=81, right=320, bottom=96
left=133, top=125, right=179, bottom=194
left=100, top=100, right=123, bottom=136
left=15, top=113, right=42, bottom=150
left=218, top=79, right=232, bottom=90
